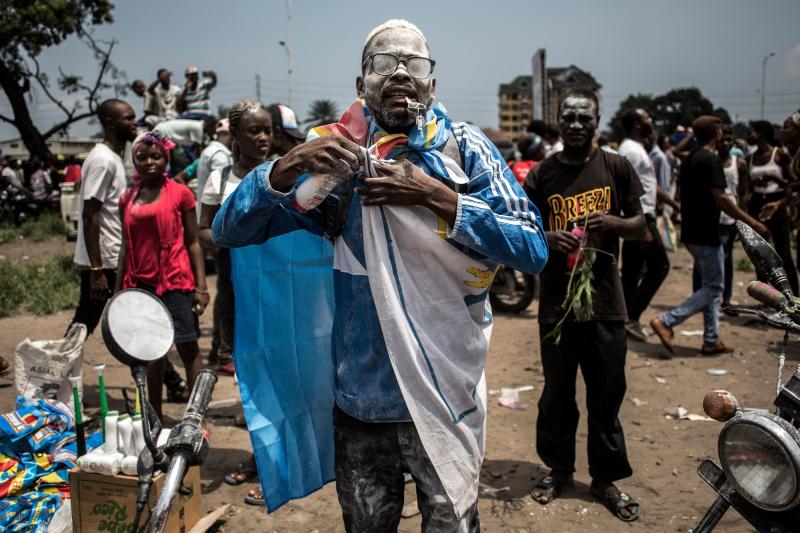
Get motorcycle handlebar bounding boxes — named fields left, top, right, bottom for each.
left=746, top=280, right=787, bottom=310
left=143, top=369, right=217, bottom=533
left=181, top=369, right=217, bottom=427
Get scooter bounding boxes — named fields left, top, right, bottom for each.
left=489, top=266, right=539, bottom=313
left=100, top=288, right=217, bottom=533
left=692, top=220, right=800, bottom=532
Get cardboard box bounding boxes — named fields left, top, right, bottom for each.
left=69, top=465, right=204, bottom=533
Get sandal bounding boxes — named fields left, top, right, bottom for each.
left=224, top=462, right=257, bottom=486
left=530, top=473, right=572, bottom=504
left=244, top=486, right=266, bottom=506
left=592, top=484, right=640, bottom=522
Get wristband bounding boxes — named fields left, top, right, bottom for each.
left=89, top=266, right=105, bottom=272
left=195, top=289, right=209, bottom=295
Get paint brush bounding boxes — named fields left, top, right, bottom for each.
left=94, top=363, right=108, bottom=439
left=68, top=374, right=87, bottom=457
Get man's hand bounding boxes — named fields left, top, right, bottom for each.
left=640, top=226, right=655, bottom=250
left=759, top=200, right=781, bottom=222
left=270, top=136, right=363, bottom=192
left=193, top=291, right=210, bottom=316
left=753, top=220, right=770, bottom=240
left=585, top=211, right=618, bottom=234
left=546, top=231, right=580, bottom=253
left=358, top=160, right=434, bottom=207
left=90, top=270, right=110, bottom=301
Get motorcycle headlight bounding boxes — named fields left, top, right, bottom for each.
left=718, top=411, right=800, bottom=511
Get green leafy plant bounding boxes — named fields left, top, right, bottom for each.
left=0, top=255, right=79, bottom=317
left=0, top=212, right=67, bottom=244
left=545, top=216, right=615, bottom=345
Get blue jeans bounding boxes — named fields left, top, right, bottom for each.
left=660, top=244, right=723, bottom=344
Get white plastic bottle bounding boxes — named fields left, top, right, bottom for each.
left=293, top=173, right=340, bottom=213
left=132, top=414, right=146, bottom=454
left=117, top=414, right=133, bottom=456
left=104, top=411, right=119, bottom=453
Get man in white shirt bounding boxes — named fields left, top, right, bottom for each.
left=194, top=118, right=232, bottom=213
left=619, top=109, right=671, bottom=341
left=70, top=99, right=137, bottom=333
left=148, top=69, right=182, bottom=121
left=131, top=79, right=160, bottom=128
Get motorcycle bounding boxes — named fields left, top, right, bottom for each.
left=100, top=288, right=217, bottom=533
left=489, top=266, right=539, bottom=313
left=693, top=220, right=800, bottom=532
left=0, top=185, right=38, bottom=226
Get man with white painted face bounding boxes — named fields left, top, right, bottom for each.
left=524, top=89, right=646, bottom=523
left=213, top=19, right=548, bottom=532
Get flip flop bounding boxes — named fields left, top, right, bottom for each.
left=530, top=474, right=572, bottom=505
left=224, top=463, right=257, bottom=486
left=596, top=489, right=640, bottom=522
left=244, top=487, right=266, bottom=506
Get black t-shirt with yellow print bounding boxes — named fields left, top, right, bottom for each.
left=524, top=148, right=643, bottom=323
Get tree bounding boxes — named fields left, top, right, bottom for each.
left=607, top=93, right=655, bottom=142
left=305, top=99, right=339, bottom=128
left=608, top=87, right=732, bottom=141
left=0, top=0, right=120, bottom=161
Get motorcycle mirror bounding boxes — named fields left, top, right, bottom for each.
left=101, top=289, right=174, bottom=368
left=703, top=390, right=740, bottom=422
left=736, top=220, right=794, bottom=307
left=735, top=221, right=796, bottom=307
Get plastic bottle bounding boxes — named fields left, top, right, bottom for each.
left=132, top=414, right=146, bottom=454
left=293, top=174, right=340, bottom=213
left=104, top=411, right=119, bottom=453
left=121, top=455, right=138, bottom=476
left=117, top=414, right=133, bottom=456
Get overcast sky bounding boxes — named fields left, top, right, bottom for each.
left=1, top=0, right=799, bottom=141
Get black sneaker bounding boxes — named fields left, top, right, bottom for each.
left=625, top=321, right=648, bottom=342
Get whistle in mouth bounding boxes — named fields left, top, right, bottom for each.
left=406, top=98, right=427, bottom=137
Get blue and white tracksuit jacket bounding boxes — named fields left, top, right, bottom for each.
left=212, top=122, right=549, bottom=422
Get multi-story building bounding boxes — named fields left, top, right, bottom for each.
left=499, top=64, right=601, bottom=142
left=0, top=134, right=100, bottom=161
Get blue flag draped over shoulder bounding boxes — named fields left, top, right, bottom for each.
left=230, top=230, right=335, bottom=512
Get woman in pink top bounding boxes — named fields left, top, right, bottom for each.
left=115, top=132, right=209, bottom=419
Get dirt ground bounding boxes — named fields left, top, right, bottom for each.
left=0, top=235, right=782, bottom=532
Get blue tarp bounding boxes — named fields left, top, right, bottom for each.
left=230, top=230, right=336, bottom=512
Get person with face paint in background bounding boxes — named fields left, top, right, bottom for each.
left=213, top=19, right=548, bottom=531
left=744, top=120, right=798, bottom=295
left=618, top=109, right=674, bottom=342
left=524, top=89, right=646, bottom=522
left=115, top=132, right=209, bottom=420
left=70, top=99, right=138, bottom=335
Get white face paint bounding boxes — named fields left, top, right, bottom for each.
left=357, top=28, right=436, bottom=133
left=558, top=96, right=597, bottom=149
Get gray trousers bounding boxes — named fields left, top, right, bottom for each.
left=333, top=406, right=480, bottom=533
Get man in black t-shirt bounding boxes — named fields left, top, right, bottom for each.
left=650, top=116, right=768, bottom=355
left=524, top=89, right=646, bottom=522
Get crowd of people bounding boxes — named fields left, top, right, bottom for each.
left=3, top=16, right=800, bottom=531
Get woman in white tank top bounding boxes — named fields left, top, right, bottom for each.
left=746, top=120, right=797, bottom=294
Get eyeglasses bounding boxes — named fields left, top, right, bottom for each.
left=363, top=53, right=435, bottom=80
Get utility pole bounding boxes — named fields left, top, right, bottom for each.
left=255, top=74, right=261, bottom=102
left=761, top=52, right=775, bottom=120
left=279, top=0, right=293, bottom=108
